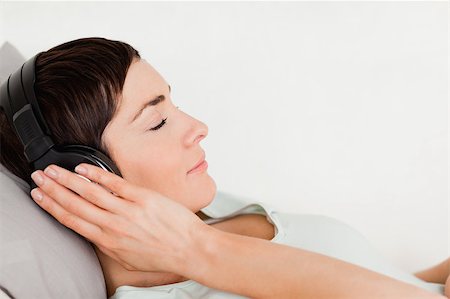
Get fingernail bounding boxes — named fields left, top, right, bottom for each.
left=75, top=165, right=87, bottom=175
left=31, top=188, right=43, bottom=202
left=44, top=166, right=58, bottom=179
left=31, top=171, right=44, bottom=186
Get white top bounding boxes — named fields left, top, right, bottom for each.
left=110, top=191, right=445, bottom=298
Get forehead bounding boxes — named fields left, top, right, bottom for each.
left=119, top=58, right=167, bottom=111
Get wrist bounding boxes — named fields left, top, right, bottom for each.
left=176, top=219, right=222, bottom=280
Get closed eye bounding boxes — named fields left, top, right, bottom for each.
left=148, top=117, right=167, bottom=131
left=146, top=106, right=179, bottom=132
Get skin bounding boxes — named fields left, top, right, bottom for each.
left=96, top=57, right=450, bottom=298
left=414, top=258, right=450, bottom=298
left=94, top=57, right=276, bottom=296
left=447, top=275, right=450, bottom=297
left=29, top=57, right=448, bottom=298
left=102, top=58, right=216, bottom=212
left=96, top=57, right=219, bottom=295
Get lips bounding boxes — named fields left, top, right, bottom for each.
left=188, top=153, right=206, bottom=173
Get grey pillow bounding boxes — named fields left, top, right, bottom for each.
left=0, top=42, right=106, bottom=299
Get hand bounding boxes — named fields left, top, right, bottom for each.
left=29, top=163, right=208, bottom=275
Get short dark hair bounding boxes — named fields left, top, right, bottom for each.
left=0, top=37, right=141, bottom=186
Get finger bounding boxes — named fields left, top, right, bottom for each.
left=31, top=169, right=117, bottom=227
left=42, top=164, right=129, bottom=214
left=74, top=163, right=142, bottom=201
left=30, top=187, right=107, bottom=247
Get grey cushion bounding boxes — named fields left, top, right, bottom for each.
left=0, top=42, right=27, bottom=84
left=0, top=42, right=106, bottom=299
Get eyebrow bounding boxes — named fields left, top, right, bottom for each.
left=130, top=84, right=171, bottom=124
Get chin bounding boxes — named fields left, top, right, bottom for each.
left=192, top=176, right=217, bottom=212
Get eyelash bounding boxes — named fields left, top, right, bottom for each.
left=148, top=117, right=168, bottom=131
left=147, top=106, right=179, bottom=132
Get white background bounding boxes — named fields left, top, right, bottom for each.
left=0, top=1, right=448, bottom=274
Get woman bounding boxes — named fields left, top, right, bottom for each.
left=1, top=37, right=447, bottom=299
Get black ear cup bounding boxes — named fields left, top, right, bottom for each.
left=29, top=144, right=122, bottom=190
left=56, top=144, right=121, bottom=174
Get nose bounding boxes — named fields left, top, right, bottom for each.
left=185, top=118, right=208, bottom=147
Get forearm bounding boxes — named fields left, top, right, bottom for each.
left=183, top=226, right=444, bottom=299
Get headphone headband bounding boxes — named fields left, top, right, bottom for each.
left=1, top=52, right=54, bottom=162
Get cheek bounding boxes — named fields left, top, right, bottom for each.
left=110, top=141, right=216, bottom=212
left=117, top=147, right=185, bottom=195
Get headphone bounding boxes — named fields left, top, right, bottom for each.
left=0, top=52, right=122, bottom=190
